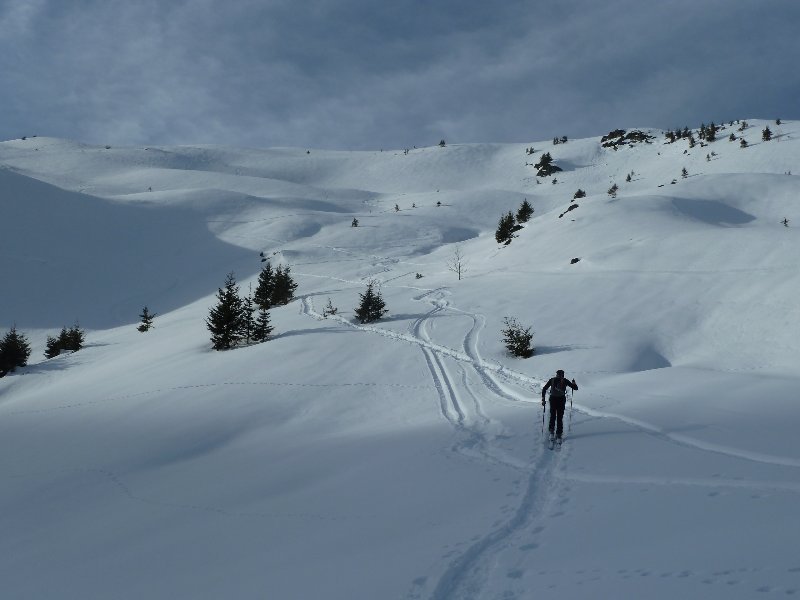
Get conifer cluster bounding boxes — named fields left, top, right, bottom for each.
left=0, top=327, right=32, bottom=377
left=44, top=324, right=86, bottom=359
left=206, top=261, right=297, bottom=350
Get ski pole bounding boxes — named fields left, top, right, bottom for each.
left=568, top=387, right=574, bottom=433
left=541, top=399, right=546, bottom=436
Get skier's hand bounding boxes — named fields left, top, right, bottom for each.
left=571, top=379, right=576, bottom=385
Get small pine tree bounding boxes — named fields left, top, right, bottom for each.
left=574, top=189, right=586, bottom=199
left=626, top=173, right=632, bottom=183
left=776, top=118, right=781, bottom=125
left=501, top=317, right=534, bottom=358
left=608, top=183, right=618, bottom=198
left=394, top=204, right=400, bottom=212
left=322, top=298, right=338, bottom=317
left=682, top=167, right=689, bottom=178
left=354, top=280, right=388, bottom=324
left=44, top=335, right=61, bottom=359
left=516, top=199, right=534, bottom=223
left=271, top=265, right=298, bottom=306
left=251, top=307, right=274, bottom=342
left=137, top=306, right=156, bottom=332
left=65, top=323, right=85, bottom=352
left=740, top=138, right=748, bottom=148
left=254, top=262, right=275, bottom=310
left=240, top=292, right=256, bottom=345
left=729, top=133, right=736, bottom=142
left=206, top=272, right=246, bottom=350
left=56, top=327, right=71, bottom=352
left=495, top=211, right=516, bottom=244
left=351, top=218, right=359, bottom=227
left=535, top=152, right=563, bottom=176
left=439, top=139, right=446, bottom=147
left=762, top=126, right=772, bottom=141
left=0, top=326, right=32, bottom=377
left=707, top=122, right=717, bottom=142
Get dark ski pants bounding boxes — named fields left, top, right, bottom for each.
left=548, top=397, right=567, bottom=438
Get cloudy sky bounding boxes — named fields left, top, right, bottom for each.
left=2, top=0, right=798, bottom=150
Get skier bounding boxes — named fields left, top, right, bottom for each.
left=541, top=369, right=578, bottom=442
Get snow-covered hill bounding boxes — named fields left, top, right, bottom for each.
left=2, top=121, right=800, bottom=599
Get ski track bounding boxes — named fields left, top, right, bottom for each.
left=5, top=276, right=793, bottom=600
left=306, top=287, right=565, bottom=599
left=301, top=284, right=800, bottom=599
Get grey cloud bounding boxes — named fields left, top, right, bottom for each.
left=1, top=0, right=798, bottom=149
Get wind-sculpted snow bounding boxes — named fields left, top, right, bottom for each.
left=671, top=197, right=756, bottom=226
left=3, top=124, right=800, bottom=599
left=0, top=169, right=253, bottom=328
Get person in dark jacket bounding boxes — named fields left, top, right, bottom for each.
left=541, top=369, right=578, bottom=441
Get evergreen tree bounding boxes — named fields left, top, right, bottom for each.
left=44, top=335, right=61, bottom=359
left=65, top=323, right=85, bottom=352
left=608, top=183, right=619, bottom=198
left=707, top=122, right=717, bottom=142
left=682, top=167, right=689, bottom=178
left=351, top=218, right=359, bottom=227
left=251, top=307, right=274, bottom=342
left=0, top=326, right=32, bottom=377
left=254, top=262, right=275, bottom=310
left=762, top=126, right=772, bottom=141
left=206, top=272, right=246, bottom=350
left=495, top=211, right=516, bottom=244
left=574, top=189, right=586, bottom=199
left=536, top=152, right=553, bottom=167
left=240, top=292, right=256, bottom=345
left=516, top=199, right=534, bottom=223
left=137, top=306, right=156, bottom=332
left=271, top=265, right=298, bottom=306
left=57, top=327, right=71, bottom=352
left=501, top=317, right=534, bottom=358
left=740, top=138, right=748, bottom=148
left=354, top=280, right=388, bottom=324
left=322, top=298, right=338, bottom=317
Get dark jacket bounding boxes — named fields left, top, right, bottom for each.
left=542, top=376, right=578, bottom=402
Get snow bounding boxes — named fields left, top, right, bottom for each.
left=2, top=121, right=800, bottom=599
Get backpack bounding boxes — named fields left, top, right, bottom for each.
left=549, top=377, right=567, bottom=399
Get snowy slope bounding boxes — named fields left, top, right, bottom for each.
left=2, top=121, right=800, bottom=599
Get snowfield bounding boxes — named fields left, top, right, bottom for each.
left=2, top=121, right=800, bottom=599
